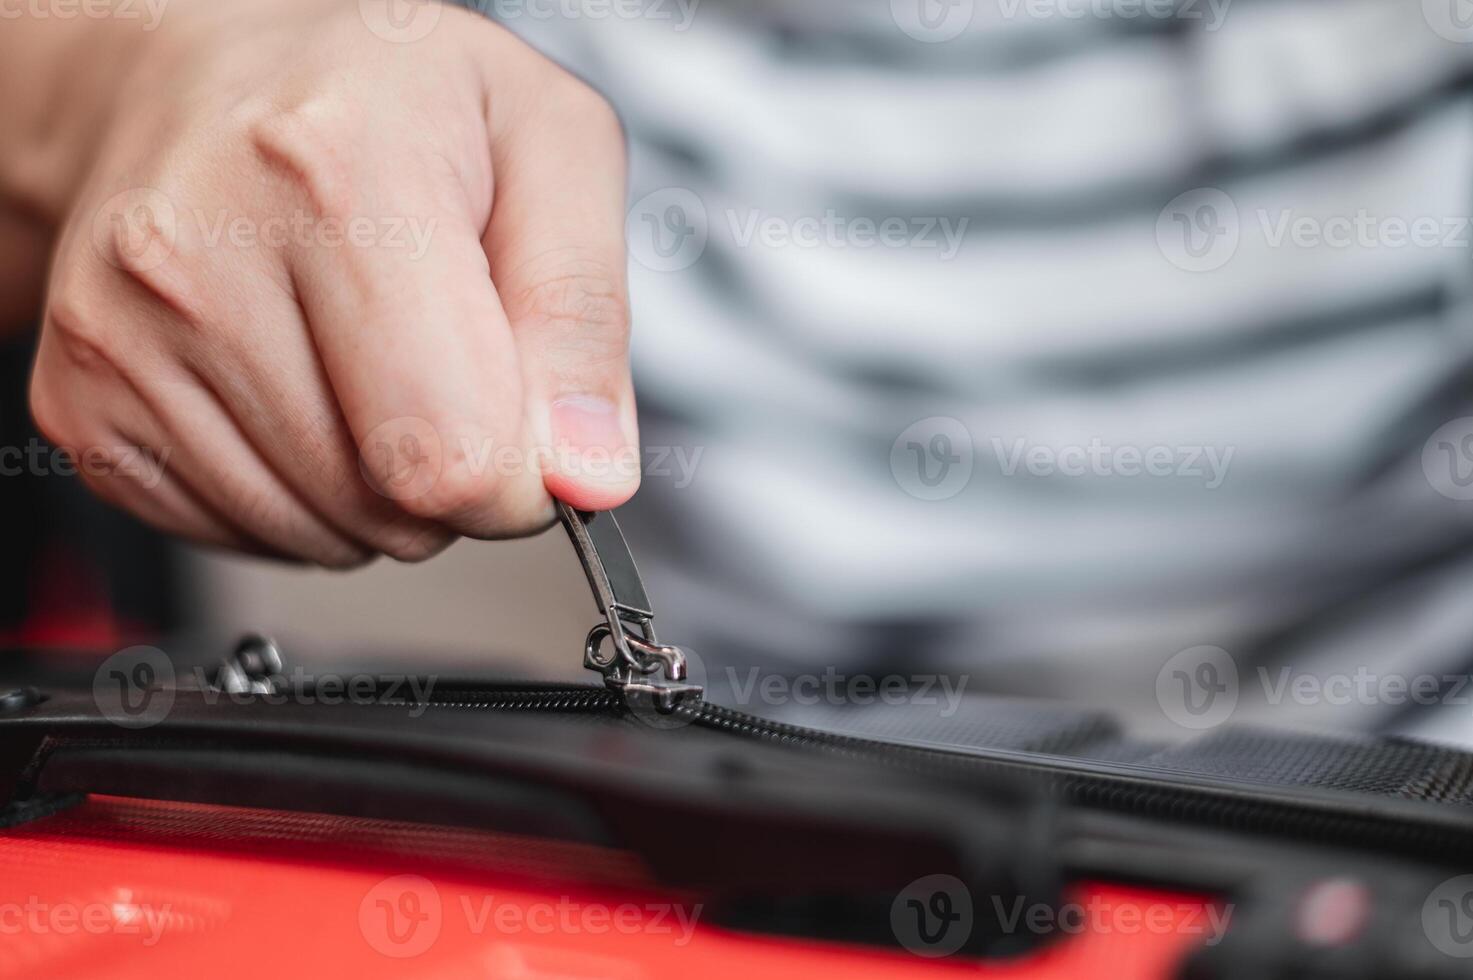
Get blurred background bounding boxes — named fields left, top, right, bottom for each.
left=12, top=0, right=1473, bottom=745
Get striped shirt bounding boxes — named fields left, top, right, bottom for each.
left=478, top=0, right=1473, bottom=742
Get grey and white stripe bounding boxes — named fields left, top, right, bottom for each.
left=475, top=0, right=1473, bottom=740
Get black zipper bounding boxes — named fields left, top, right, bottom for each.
left=405, top=682, right=1473, bottom=865
left=416, top=686, right=621, bottom=712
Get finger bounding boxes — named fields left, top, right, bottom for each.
left=31, top=393, right=263, bottom=555
left=263, top=107, right=553, bottom=539
left=150, top=374, right=375, bottom=568
left=75, top=442, right=284, bottom=559
left=42, top=330, right=372, bottom=567
left=32, top=323, right=330, bottom=562
left=50, top=214, right=450, bottom=564
left=481, top=69, right=640, bottom=512
left=171, top=249, right=457, bottom=563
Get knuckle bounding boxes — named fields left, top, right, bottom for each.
left=512, top=262, right=631, bottom=353
left=92, top=189, right=178, bottom=279
left=69, top=193, right=217, bottom=334
left=319, top=547, right=377, bottom=572
left=379, top=525, right=455, bottom=564
left=231, top=484, right=286, bottom=537
left=249, top=100, right=360, bottom=222
left=399, top=456, right=499, bottom=525
left=365, top=416, right=549, bottom=536
left=123, top=255, right=215, bottom=330
left=232, top=485, right=366, bottom=568
left=80, top=446, right=164, bottom=501
left=75, top=468, right=132, bottom=512
left=27, top=376, right=72, bottom=450
left=45, top=287, right=119, bottom=376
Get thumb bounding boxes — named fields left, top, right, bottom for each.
left=483, top=76, right=640, bottom=512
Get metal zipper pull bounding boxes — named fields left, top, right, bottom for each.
left=558, top=502, right=702, bottom=713
left=214, top=634, right=286, bottom=695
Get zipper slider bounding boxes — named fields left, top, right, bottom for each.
left=557, top=502, right=703, bottom=713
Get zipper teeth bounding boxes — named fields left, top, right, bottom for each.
left=417, top=689, right=620, bottom=712
left=685, top=702, right=895, bottom=754
left=410, top=689, right=1473, bottom=859
left=683, top=701, right=1473, bottom=859
left=684, top=701, right=998, bottom=775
